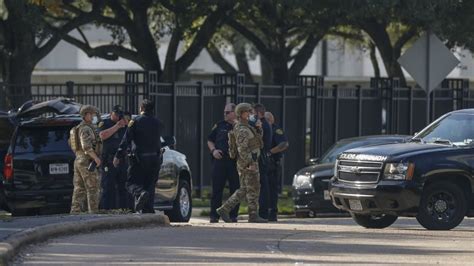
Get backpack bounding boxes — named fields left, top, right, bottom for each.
left=228, top=129, right=238, bottom=159
left=68, top=125, right=82, bottom=153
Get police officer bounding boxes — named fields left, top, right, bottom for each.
left=265, top=111, right=289, bottom=221
left=70, top=105, right=102, bottom=214
left=98, top=105, right=130, bottom=210
left=217, top=103, right=267, bottom=223
left=251, top=103, right=272, bottom=220
left=207, top=103, right=240, bottom=223
left=113, top=99, right=163, bottom=213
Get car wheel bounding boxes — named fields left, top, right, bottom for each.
left=165, top=180, right=192, bottom=222
left=350, top=213, right=398, bottom=229
left=416, top=181, right=466, bottom=230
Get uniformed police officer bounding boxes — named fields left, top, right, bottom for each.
left=207, top=103, right=240, bottom=223
left=98, top=105, right=130, bottom=210
left=70, top=105, right=102, bottom=214
left=251, top=103, right=272, bottom=220
left=113, top=99, right=163, bottom=213
left=265, top=111, right=289, bottom=222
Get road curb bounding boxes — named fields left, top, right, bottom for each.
left=0, top=214, right=170, bottom=265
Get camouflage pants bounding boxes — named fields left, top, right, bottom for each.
left=70, top=158, right=100, bottom=214
left=220, top=166, right=260, bottom=215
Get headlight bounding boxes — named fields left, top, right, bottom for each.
left=293, top=174, right=312, bottom=189
left=383, top=162, right=415, bottom=180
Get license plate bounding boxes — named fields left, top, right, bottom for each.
left=349, top=199, right=363, bottom=211
left=323, top=190, right=331, bottom=200
left=49, top=163, right=69, bottom=175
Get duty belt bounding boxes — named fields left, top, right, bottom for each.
left=139, top=152, right=158, bottom=157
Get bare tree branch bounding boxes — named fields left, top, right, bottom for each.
left=207, top=43, right=237, bottom=73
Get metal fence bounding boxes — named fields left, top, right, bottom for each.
left=0, top=73, right=470, bottom=196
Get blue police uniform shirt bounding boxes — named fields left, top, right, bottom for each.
left=207, top=120, right=233, bottom=157
left=115, top=112, right=163, bottom=160
left=98, top=118, right=127, bottom=159
left=271, top=124, right=288, bottom=161
left=261, top=118, right=273, bottom=152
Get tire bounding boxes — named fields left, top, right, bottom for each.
left=165, top=180, right=192, bottom=222
left=416, top=181, right=467, bottom=230
left=350, top=213, right=398, bottom=229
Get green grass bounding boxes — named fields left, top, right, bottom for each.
left=194, top=186, right=294, bottom=217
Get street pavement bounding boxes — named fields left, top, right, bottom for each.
left=12, top=216, right=474, bottom=265
left=0, top=211, right=169, bottom=265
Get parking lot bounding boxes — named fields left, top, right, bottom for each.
left=14, top=216, right=474, bottom=264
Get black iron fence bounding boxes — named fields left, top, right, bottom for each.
left=0, top=73, right=470, bottom=196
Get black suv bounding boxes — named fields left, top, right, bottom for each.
left=2, top=98, right=193, bottom=221
left=293, top=135, right=408, bottom=217
left=330, top=109, right=474, bottom=230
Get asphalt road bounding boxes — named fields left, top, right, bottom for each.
left=14, top=216, right=474, bottom=265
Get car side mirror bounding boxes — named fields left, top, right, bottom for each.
left=308, top=157, right=319, bottom=165
left=162, top=136, right=176, bottom=148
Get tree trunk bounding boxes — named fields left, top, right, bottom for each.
left=369, top=42, right=380, bottom=78
left=233, top=42, right=253, bottom=83
left=260, top=55, right=273, bottom=84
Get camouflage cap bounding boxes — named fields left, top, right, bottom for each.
left=235, top=103, right=252, bottom=117
left=79, top=105, right=98, bottom=117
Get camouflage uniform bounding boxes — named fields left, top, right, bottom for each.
left=70, top=107, right=102, bottom=214
left=217, top=103, right=266, bottom=222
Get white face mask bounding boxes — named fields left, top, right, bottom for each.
left=92, top=115, right=99, bottom=125
left=249, top=114, right=257, bottom=123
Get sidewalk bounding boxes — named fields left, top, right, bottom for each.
left=0, top=212, right=169, bottom=265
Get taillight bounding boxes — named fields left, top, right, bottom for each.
left=3, top=153, right=13, bottom=181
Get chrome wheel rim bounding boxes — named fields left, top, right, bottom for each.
left=179, top=187, right=190, bottom=217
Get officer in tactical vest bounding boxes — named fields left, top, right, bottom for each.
left=98, top=105, right=130, bottom=210
left=265, top=111, right=289, bottom=221
left=217, top=103, right=268, bottom=223
left=113, top=99, right=163, bottom=213
left=207, top=103, right=240, bottom=223
left=70, top=105, right=102, bottom=214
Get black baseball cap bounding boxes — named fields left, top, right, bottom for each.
left=112, top=105, right=123, bottom=113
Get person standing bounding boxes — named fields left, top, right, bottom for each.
left=70, top=105, right=102, bottom=214
left=98, top=105, right=130, bottom=210
left=252, top=103, right=272, bottom=220
left=217, top=103, right=267, bottom=223
left=113, top=99, right=163, bottom=213
left=207, top=103, right=240, bottom=223
left=264, top=111, right=289, bottom=221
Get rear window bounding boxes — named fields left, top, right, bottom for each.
left=14, top=126, right=72, bottom=154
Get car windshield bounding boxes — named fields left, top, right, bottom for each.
left=320, top=140, right=378, bottom=164
left=14, top=126, right=72, bottom=154
left=415, top=113, right=474, bottom=146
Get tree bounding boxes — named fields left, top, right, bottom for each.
left=59, top=0, right=235, bottom=82
left=221, top=0, right=338, bottom=85
left=339, top=0, right=463, bottom=87
left=0, top=0, right=104, bottom=106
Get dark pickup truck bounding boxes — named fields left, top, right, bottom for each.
left=330, top=109, right=474, bottom=230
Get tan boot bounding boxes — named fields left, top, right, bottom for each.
left=216, top=207, right=233, bottom=223
left=248, top=213, right=268, bottom=223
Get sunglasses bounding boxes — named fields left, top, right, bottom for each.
left=224, top=111, right=234, bottom=115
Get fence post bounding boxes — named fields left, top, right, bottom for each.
left=357, top=85, right=362, bottom=136
left=257, top=82, right=261, bottom=103
left=172, top=82, right=177, bottom=138
left=0, top=83, right=5, bottom=110
left=333, top=85, right=339, bottom=142
left=66, top=81, right=74, bottom=99
left=197, top=81, right=204, bottom=198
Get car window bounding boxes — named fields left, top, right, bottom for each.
left=14, top=126, right=72, bottom=154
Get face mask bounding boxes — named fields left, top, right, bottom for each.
left=92, top=115, right=99, bottom=125
left=249, top=114, right=257, bottom=123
